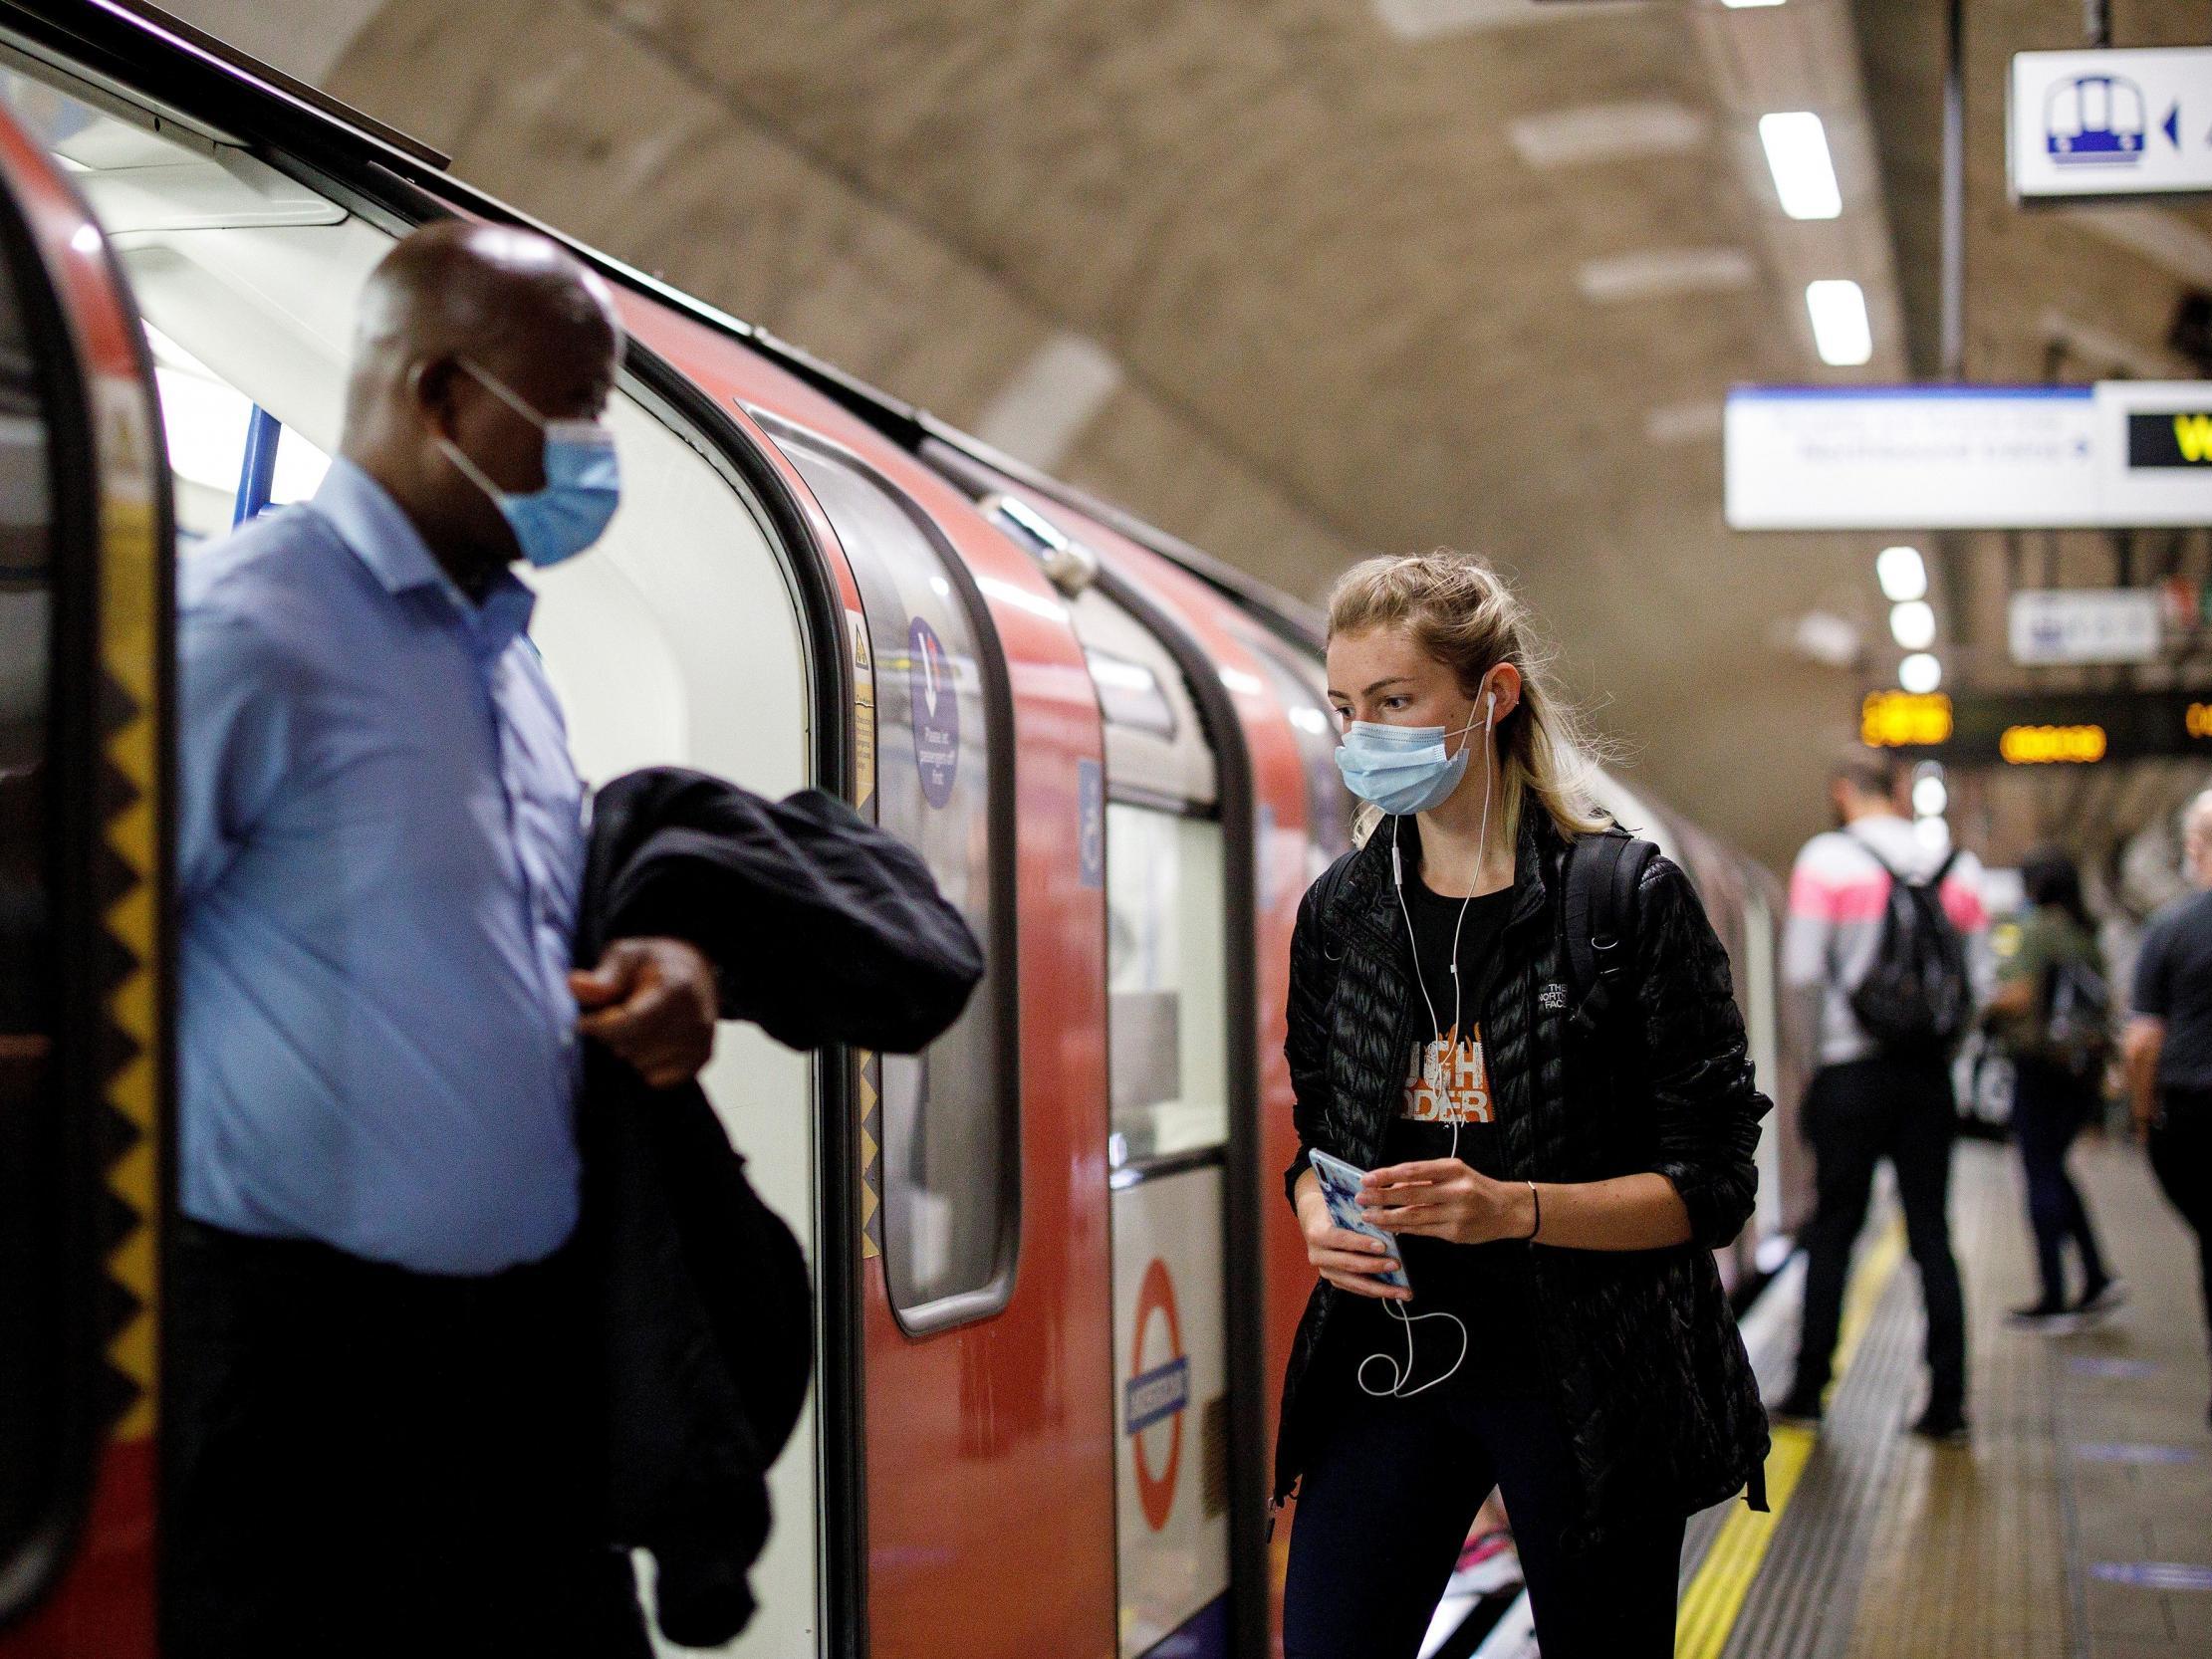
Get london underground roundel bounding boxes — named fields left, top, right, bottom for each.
left=1126, top=1257, right=1190, bottom=1532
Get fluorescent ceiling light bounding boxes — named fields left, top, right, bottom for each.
left=1722, top=0, right=1786, bottom=8
left=1508, top=103, right=1706, bottom=168
left=1758, top=112, right=1841, bottom=220
left=1373, top=0, right=1648, bottom=40
left=1912, top=775, right=1948, bottom=817
left=1876, top=545, right=1927, bottom=602
left=1890, top=599, right=1937, bottom=651
left=1898, top=651, right=1943, bottom=693
left=1578, top=247, right=1757, bottom=302
left=1806, top=279, right=1872, bottom=365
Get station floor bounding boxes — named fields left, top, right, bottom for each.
left=1454, top=1138, right=2212, bottom=1659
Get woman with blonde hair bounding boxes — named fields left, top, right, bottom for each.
left=1275, top=552, right=1770, bottom=1658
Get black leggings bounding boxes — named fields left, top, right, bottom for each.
left=1283, top=1379, right=1684, bottom=1659
left=2013, top=1059, right=2110, bottom=1306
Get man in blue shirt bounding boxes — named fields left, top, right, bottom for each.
left=167, top=222, right=717, bottom=1659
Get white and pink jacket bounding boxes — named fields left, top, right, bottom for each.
left=1783, top=814, right=1993, bottom=1067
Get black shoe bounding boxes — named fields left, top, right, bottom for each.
left=2074, top=1279, right=2128, bottom=1319
left=2007, top=1302, right=2085, bottom=1334
left=1910, top=1403, right=1969, bottom=1443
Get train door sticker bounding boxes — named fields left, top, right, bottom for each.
left=2047, top=74, right=2146, bottom=165
left=1126, top=1257, right=1189, bottom=1531
left=908, top=615, right=959, bottom=808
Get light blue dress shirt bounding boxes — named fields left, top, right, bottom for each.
left=177, top=459, right=588, bottom=1274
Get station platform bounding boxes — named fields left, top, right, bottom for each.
left=1448, top=1139, right=2211, bottom=1659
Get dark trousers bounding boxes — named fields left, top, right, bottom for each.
left=1790, top=1056, right=1968, bottom=1413
left=1283, top=1381, right=1684, bottom=1659
left=2149, top=1095, right=2212, bottom=1367
left=164, top=1218, right=648, bottom=1659
left=2013, top=1059, right=2110, bottom=1306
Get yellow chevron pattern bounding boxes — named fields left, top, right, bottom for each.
left=97, top=447, right=162, bottom=1440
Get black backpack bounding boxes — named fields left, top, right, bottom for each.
left=1563, top=830, right=1659, bottom=1042
left=2040, top=952, right=2113, bottom=1080
left=1848, top=840, right=1972, bottom=1057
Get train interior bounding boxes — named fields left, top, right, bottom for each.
left=0, top=50, right=833, bottom=1656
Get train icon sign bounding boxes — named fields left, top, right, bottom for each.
left=2012, top=48, right=2212, bottom=200
left=2046, top=74, right=2145, bottom=166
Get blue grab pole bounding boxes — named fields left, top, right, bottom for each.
left=232, top=405, right=282, bottom=526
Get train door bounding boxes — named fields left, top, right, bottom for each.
left=0, top=45, right=844, bottom=1655
left=0, top=94, right=170, bottom=1659
left=975, top=499, right=1237, bottom=1656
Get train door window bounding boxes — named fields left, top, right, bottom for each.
left=1239, top=623, right=1351, bottom=879
left=773, top=432, right=1016, bottom=1328
left=1067, top=587, right=1228, bottom=1167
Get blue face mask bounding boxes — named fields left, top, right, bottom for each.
left=1335, top=710, right=1485, bottom=817
left=438, top=359, right=620, bottom=569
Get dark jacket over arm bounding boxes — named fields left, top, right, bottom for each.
left=576, top=767, right=982, bottom=1647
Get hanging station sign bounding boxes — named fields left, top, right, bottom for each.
left=1723, top=382, right=2212, bottom=530
left=1862, top=688, right=2212, bottom=767
left=2009, top=47, right=2212, bottom=202
left=2007, top=588, right=2163, bottom=666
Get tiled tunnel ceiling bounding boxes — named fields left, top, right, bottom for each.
left=166, top=0, right=2212, bottom=872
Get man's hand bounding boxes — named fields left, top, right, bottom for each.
left=1360, top=1159, right=1536, bottom=1246
left=571, top=937, right=718, bottom=1088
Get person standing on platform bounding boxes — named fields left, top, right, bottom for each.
left=1275, top=552, right=1771, bottom=1659
left=1989, top=848, right=2124, bottom=1331
left=169, top=222, right=711, bottom=1658
left=1776, top=749, right=1988, bottom=1440
left=2126, top=789, right=2212, bottom=1429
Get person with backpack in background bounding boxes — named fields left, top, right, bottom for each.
left=1777, top=749, right=1989, bottom=1440
left=1276, top=552, right=1771, bottom=1659
left=2125, top=788, right=2212, bottom=1428
left=1987, top=848, right=2124, bottom=1332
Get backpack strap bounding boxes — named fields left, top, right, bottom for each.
left=1566, top=832, right=1658, bottom=1041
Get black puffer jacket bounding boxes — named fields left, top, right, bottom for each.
left=1276, top=810, right=1771, bottom=1543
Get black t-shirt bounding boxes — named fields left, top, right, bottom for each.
left=1347, top=872, right=1543, bottom=1397
left=2134, top=889, right=2212, bottom=1093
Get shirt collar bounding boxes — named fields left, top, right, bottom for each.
left=314, top=457, right=537, bottom=661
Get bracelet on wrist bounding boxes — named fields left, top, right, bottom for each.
left=1525, top=1179, right=1542, bottom=1243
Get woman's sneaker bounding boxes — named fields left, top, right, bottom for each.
left=2006, top=1302, right=2085, bottom=1334
left=2074, top=1279, right=2128, bottom=1321
left=1444, top=1530, right=1524, bottom=1599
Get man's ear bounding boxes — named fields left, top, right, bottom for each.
left=407, top=356, right=463, bottom=439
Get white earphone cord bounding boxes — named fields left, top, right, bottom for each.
left=1363, top=689, right=1495, bottom=1400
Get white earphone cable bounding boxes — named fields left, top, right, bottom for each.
left=1364, top=687, right=1497, bottom=1399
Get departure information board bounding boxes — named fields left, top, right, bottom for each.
left=1863, top=689, right=2212, bottom=766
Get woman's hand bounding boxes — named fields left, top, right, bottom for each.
left=1295, top=1176, right=1410, bottom=1303
left=1360, top=1159, right=1536, bottom=1246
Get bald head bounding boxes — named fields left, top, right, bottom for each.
left=2184, top=789, right=2212, bottom=887
left=341, top=221, right=623, bottom=594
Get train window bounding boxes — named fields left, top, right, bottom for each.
left=775, top=434, right=1017, bottom=1327
left=1071, top=587, right=1216, bottom=810
left=1106, top=805, right=1228, bottom=1166
left=1240, top=625, right=1352, bottom=877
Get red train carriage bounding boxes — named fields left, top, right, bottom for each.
left=0, top=6, right=1808, bottom=1659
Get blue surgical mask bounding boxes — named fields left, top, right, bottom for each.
left=1335, top=711, right=1484, bottom=817
left=437, top=359, right=620, bottom=569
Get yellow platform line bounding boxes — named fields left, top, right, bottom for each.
left=1675, top=1219, right=1906, bottom=1659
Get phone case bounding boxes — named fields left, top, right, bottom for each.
left=1309, top=1148, right=1410, bottom=1290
